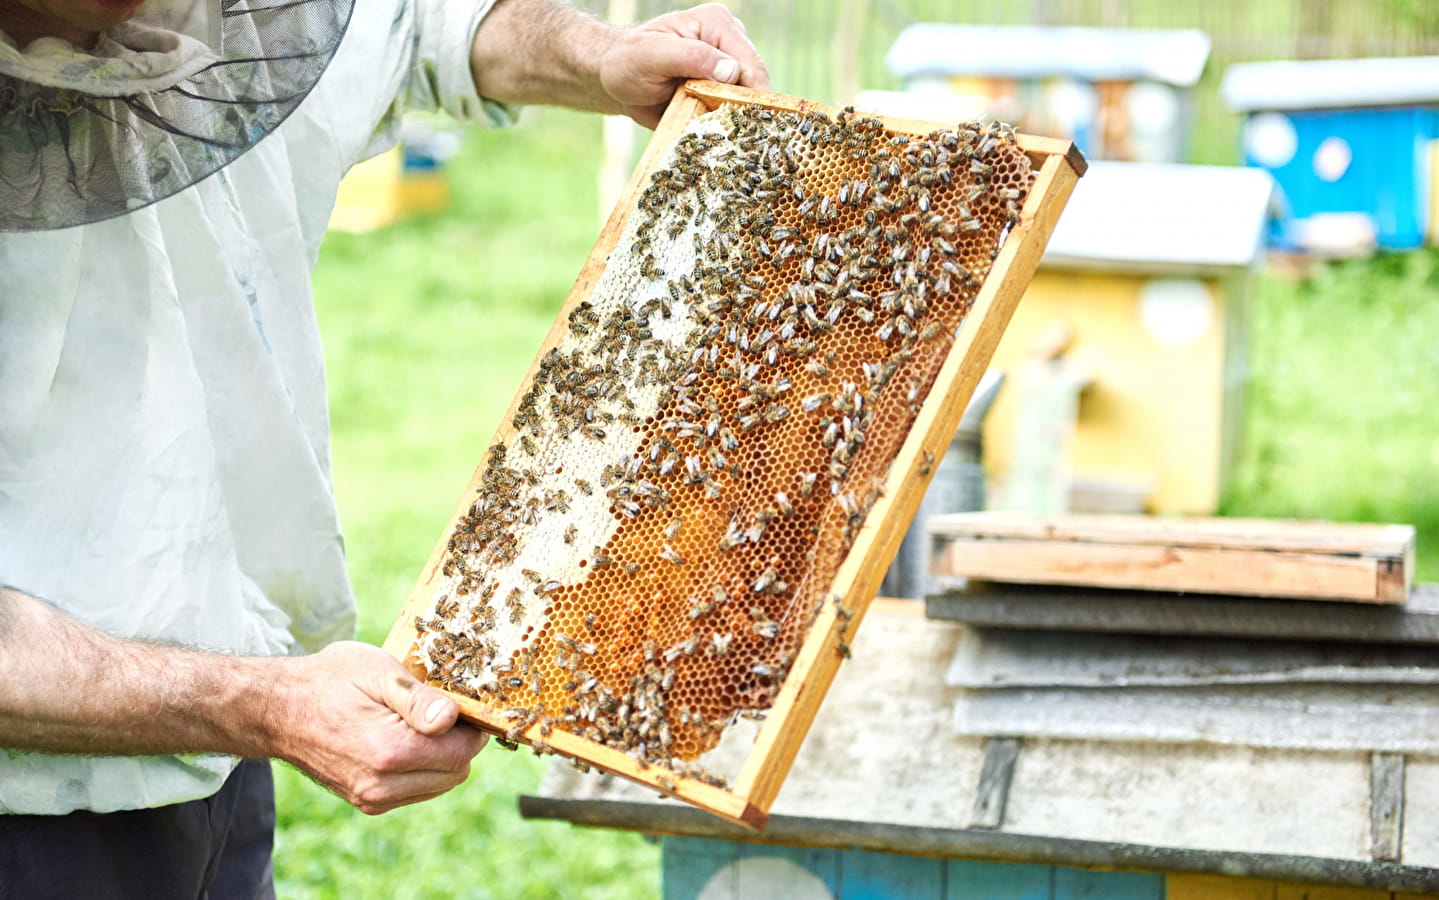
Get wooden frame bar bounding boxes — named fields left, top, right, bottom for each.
left=384, top=80, right=1084, bottom=829
left=928, top=512, right=1415, bottom=603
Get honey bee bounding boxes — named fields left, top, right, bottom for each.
left=752, top=567, right=779, bottom=594
left=709, top=633, right=732, bottom=657
left=798, top=471, right=819, bottom=496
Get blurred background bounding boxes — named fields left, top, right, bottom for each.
left=278, top=1, right=1439, bottom=895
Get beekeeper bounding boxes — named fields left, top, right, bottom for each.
left=0, top=0, right=766, bottom=893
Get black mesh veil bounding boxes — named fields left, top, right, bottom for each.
left=0, top=0, right=354, bottom=231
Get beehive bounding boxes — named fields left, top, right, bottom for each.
left=384, top=81, right=1084, bottom=829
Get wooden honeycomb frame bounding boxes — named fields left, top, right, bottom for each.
left=384, top=80, right=1084, bottom=830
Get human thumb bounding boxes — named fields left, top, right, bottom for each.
left=712, top=55, right=739, bottom=83
left=377, top=662, right=459, bottom=735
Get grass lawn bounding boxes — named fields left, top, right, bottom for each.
left=1223, top=251, right=1439, bottom=578
left=276, top=107, right=1439, bottom=896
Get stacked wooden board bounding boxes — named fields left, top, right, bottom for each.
left=928, top=512, right=1414, bottom=604
left=926, top=511, right=1431, bottom=862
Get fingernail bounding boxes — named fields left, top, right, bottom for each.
left=713, top=58, right=739, bottom=83
left=425, top=698, right=447, bottom=724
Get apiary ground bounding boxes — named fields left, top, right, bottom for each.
left=408, top=99, right=1035, bottom=785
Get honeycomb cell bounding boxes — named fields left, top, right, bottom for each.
left=410, top=104, right=1034, bottom=785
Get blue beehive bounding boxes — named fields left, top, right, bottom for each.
left=1221, top=56, right=1439, bottom=253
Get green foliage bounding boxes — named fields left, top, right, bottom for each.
left=1384, top=0, right=1439, bottom=32
left=1223, top=250, right=1439, bottom=579
left=273, top=757, right=656, bottom=900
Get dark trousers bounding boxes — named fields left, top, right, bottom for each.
left=0, top=758, right=275, bottom=900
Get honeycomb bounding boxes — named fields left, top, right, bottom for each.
left=407, top=101, right=1034, bottom=785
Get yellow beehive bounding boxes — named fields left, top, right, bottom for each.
left=384, top=80, right=1083, bottom=828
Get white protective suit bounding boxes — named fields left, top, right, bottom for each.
left=0, top=0, right=509, bottom=813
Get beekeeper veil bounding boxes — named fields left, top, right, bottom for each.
left=0, top=0, right=354, bottom=230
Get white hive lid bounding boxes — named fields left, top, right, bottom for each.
left=1041, top=161, right=1276, bottom=274
left=1221, top=56, right=1439, bottom=112
left=886, top=24, right=1211, bottom=87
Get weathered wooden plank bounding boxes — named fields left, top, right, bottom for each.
left=929, top=514, right=1414, bottom=556
left=933, top=538, right=1399, bottom=603
left=1052, top=867, right=1165, bottom=900
left=952, top=683, right=1439, bottom=754
left=970, top=737, right=1023, bottom=829
left=1371, top=753, right=1406, bottom=863
left=524, top=789, right=1439, bottom=893
left=925, top=513, right=1416, bottom=604
left=946, top=860, right=1053, bottom=900
left=944, top=628, right=1439, bottom=689
left=924, top=584, right=1439, bottom=646
left=838, top=849, right=945, bottom=899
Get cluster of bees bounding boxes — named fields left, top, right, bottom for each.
left=412, top=101, right=1034, bottom=785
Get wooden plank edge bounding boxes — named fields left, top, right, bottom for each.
left=1369, top=752, right=1405, bottom=863
left=382, top=89, right=710, bottom=666
left=925, top=583, right=1439, bottom=648
left=730, top=147, right=1083, bottom=808
left=926, top=514, right=1417, bottom=559
left=439, top=688, right=766, bottom=830
left=925, top=512, right=1417, bottom=553
left=969, top=736, right=1023, bottom=829
left=682, top=81, right=1087, bottom=180
left=936, top=540, right=1400, bottom=604
left=516, top=797, right=1439, bottom=894
left=1379, top=532, right=1417, bottom=603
